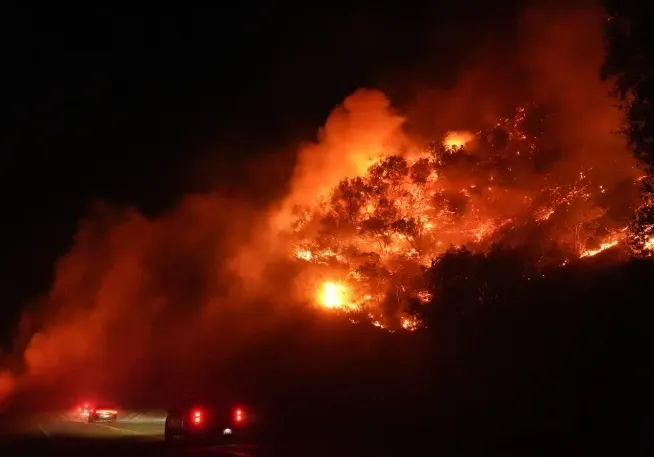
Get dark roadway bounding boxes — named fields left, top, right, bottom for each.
left=1, top=409, right=620, bottom=456
left=0, top=411, right=426, bottom=457
left=0, top=412, right=266, bottom=457
left=0, top=411, right=631, bottom=456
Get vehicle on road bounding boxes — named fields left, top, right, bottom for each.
left=88, top=404, right=118, bottom=423
left=75, top=402, right=91, bottom=418
left=164, top=401, right=251, bottom=442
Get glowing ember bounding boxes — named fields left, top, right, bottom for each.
left=401, top=316, right=420, bottom=331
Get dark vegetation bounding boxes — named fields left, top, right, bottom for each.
left=221, top=250, right=649, bottom=452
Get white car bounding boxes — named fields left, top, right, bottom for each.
left=88, top=404, right=118, bottom=423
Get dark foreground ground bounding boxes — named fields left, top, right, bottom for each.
left=0, top=411, right=258, bottom=457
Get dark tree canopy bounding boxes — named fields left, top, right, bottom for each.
left=602, top=2, right=654, bottom=254
left=601, top=2, right=654, bottom=174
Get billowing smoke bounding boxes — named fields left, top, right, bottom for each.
left=229, top=89, right=413, bottom=290
left=408, top=3, right=635, bottom=186
left=0, top=3, right=643, bottom=406
left=282, top=90, right=411, bottom=215
left=0, top=196, right=262, bottom=407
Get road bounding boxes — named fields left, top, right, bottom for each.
left=0, top=411, right=434, bottom=457
left=0, top=411, right=601, bottom=456
left=0, top=408, right=632, bottom=456
left=0, top=411, right=265, bottom=456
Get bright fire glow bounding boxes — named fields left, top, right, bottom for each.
left=317, top=281, right=350, bottom=309
left=443, top=130, right=474, bottom=150
left=96, top=409, right=117, bottom=414
left=580, top=239, right=621, bottom=258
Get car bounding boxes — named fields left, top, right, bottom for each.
left=88, top=404, right=118, bottom=423
left=164, top=401, right=251, bottom=442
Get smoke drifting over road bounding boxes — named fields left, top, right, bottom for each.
left=0, top=3, right=644, bottom=406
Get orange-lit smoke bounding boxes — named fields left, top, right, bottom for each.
left=1, top=196, right=261, bottom=405
left=0, top=371, right=14, bottom=406
left=273, top=89, right=413, bottom=231
left=230, top=89, right=413, bottom=289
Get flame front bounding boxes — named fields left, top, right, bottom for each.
left=284, top=103, right=650, bottom=330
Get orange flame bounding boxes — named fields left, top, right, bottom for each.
left=443, top=130, right=474, bottom=150
left=317, top=281, right=351, bottom=309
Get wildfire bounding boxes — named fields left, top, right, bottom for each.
left=580, top=236, right=623, bottom=258
left=443, top=130, right=474, bottom=150
left=401, top=316, right=421, bottom=331
left=317, top=281, right=352, bottom=309
left=286, top=104, right=650, bottom=330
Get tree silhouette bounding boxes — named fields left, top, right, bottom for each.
left=423, top=244, right=542, bottom=330
left=601, top=7, right=654, bottom=172
left=601, top=4, right=654, bottom=254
